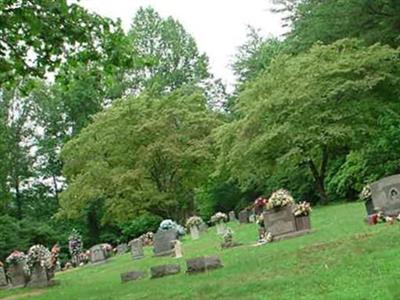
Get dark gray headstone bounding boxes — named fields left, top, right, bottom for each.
left=153, top=229, right=177, bottom=257
left=238, top=210, right=249, bottom=224
left=263, top=205, right=296, bottom=237
left=199, top=223, right=208, bottom=233
left=0, top=267, right=8, bottom=288
left=120, top=271, right=146, bottom=283
left=27, top=264, right=48, bottom=288
left=186, top=256, right=223, bottom=274
left=8, top=263, right=26, bottom=288
left=150, top=264, right=180, bottom=279
left=130, top=239, right=144, bottom=260
left=116, top=243, right=128, bottom=255
left=370, top=175, right=400, bottom=216
left=228, top=211, right=236, bottom=222
left=90, top=244, right=107, bottom=264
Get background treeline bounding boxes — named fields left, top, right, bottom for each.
left=0, top=0, right=399, bottom=260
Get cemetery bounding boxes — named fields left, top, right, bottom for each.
left=1, top=198, right=400, bottom=299
left=2, top=0, right=400, bottom=299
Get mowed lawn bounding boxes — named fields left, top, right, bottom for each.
left=1, top=202, right=400, bottom=300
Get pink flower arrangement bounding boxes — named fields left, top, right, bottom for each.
left=6, top=250, right=27, bottom=265
left=254, top=197, right=268, bottom=207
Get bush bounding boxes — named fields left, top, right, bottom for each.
left=120, top=214, right=162, bottom=241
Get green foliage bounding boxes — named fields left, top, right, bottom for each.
left=218, top=39, right=400, bottom=203
left=127, top=7, right=211, bottom=95
left=274, top=0, right=400, bottom=53
left=0, top=0, right=120, bottom=86
left=120, top=214, right=162, bottom=241
left=60, top=89, right=222, bottom=224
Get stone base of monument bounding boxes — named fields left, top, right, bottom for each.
left=263, top=205, right=312, bottom=242
left=186, top=256, right=223, bottom=274
left=120, top=271, right=146, bottom=283
left=150, top=264, right=180, bottom=279
left=271, top=229, right=312, bottom=242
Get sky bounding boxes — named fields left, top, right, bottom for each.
left=78, top=0, right=286, bottom=90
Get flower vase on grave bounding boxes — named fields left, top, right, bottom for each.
left=190, top=226, right=200, bottom=240
left=216, top=222, right=226, bottom=235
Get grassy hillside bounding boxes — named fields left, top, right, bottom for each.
left=1, top=202, right=399, bottom=300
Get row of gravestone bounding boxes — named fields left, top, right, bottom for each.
left=89, top=229, right=182, bottom=265
left=120, top=256, right=223, bottom=283
left=0, top=263, right=57, bottom=290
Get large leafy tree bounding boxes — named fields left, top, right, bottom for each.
left=273, top=0, right=400, bottom=53
left=127, top=7, right=211, bottom=95
left=0, top=0, right=121, bottom=86
left=216, top=39, right=400, bottom=204
left=59, top=89, right=221, bottom=224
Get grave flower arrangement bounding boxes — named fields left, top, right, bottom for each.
left=159, top=219, right=176, bottom=231
left=159, top=220, right=186, bottom=237
left=266, top=189, right=294, bottom=209
left=223, top=228, right=234, bottom=244
left=293, top=202, right=312, bottom=216
left=27, top=244, right=52, bottom=269
left=254, top=197, right=267, bottom=207
left=6, top=250, right=27, bottom=265
left=360, top=185, right=372, bottom=201
left=68, top=229, right=83, bottom=256
left=140, top=232, right=154, bottom=246
left=186, top=216, right=203, bottom=228
left=210, top=212, right=228, bottom=224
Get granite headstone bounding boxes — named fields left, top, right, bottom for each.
left=368, top=174, right=400, bottom=216
left=153, top=229, right=177, bottom=257
left=90, top=245, right=107, bottom=264
left=130, top=239, right=144, bottom=260
left=263, top=205, right=296, bottom=237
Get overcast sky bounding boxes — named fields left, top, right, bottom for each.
left=78, top=0, right=286, bottom=89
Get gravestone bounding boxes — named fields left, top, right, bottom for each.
left=8, top=263, right=26, bottom=288
left=215, top=222, right=226, bottom=235
left=90, top=245, right=107, bottom=264
left=249, top=214, right=256, bottom=223
left=0, top=267, right=7, bottom=288
left=189, top=226, right=200, bottom=240
left=116, top=243, right=128, bottom=255
left=238, top=210, right=249, bottom=224
left=172, top=240, right=183, bottom=258
left=367, top=175, right=400, bottom=216
left=199, top=223, right=208, bottom=233
left=130, top=239, right=144, bottom=260
left=186, top=256, right=223, bottom=274
left=150, top=264, right=180, bottom=279
left=263, top=205, right=297, bottom=237
left=153, top=229, right=177, bottom=257
left=120, top=271, right=146, bottom=283
left=228, top=211, right=236, bottom=222
left=27, top=264, right=48, bottom=288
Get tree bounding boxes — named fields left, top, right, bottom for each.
left=0, top=86, right=34, bottom=218
left=59, top=88, right=222, bottom=225
left=127, top=7, right=211, bottom=95
left=273, top=0, right=400, bottom=53
left=216, top=39, right=400, bottom=204
left=0, top=0, right=121, bottom=86
left=232, top=27, right=284, bottom=86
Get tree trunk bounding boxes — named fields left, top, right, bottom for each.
left=307, top=146, right=329, bottom=205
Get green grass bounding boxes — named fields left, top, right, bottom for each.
left=1, top=202, right=400, bottom=300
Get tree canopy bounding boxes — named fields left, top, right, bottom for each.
left=59, top=89, right=222, bottom=225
